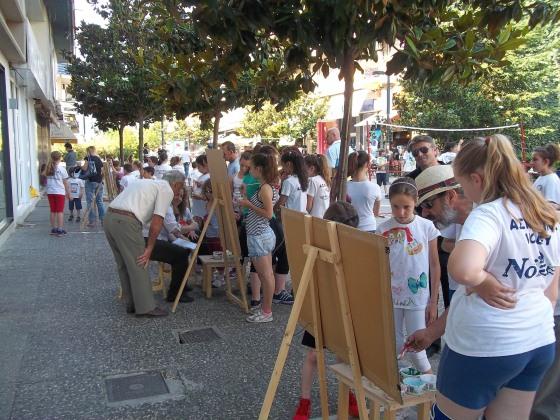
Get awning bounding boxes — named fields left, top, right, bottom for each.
left=50, top=120, right=77, bottom=144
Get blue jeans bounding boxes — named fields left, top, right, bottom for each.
left=183, top=162, right=190, bottom=176
left=85, top=181, right=105, bottom=224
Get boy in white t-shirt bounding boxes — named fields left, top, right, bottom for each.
left=68, top=169, right=85, bottom=222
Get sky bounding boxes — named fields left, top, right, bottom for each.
left=74, top=0, right=106, bottom=27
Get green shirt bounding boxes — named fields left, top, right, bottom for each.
left=242, top=173, right=260, bottom=216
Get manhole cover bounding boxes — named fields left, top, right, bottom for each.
left=178, top=327, right=221, bottom=344
left=105, top=371, right=169, bottom=403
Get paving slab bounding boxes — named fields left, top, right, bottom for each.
left=0, top=199, right=440, bottom=419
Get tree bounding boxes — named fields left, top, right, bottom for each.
left=147, top=2, right=315, bottom=147
left=67, top=22, right=136, bottom=162
left=239, top=94, right=328, bottom=142
left=394, top=25, right=560, bottom=154
left=68, top=0, right=164, bottom=160
left=181, top=0, right=559, bottom=200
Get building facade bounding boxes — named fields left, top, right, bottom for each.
left=0, top=0, right=74, bottom=242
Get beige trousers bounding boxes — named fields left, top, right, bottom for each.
left=104, top=211, right=155, bottom=314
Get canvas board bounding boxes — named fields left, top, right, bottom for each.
left=206, top=149, right=241, bottom=256
left=282, top=208, right=401, bottom=403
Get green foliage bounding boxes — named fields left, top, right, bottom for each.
left=239, top=95, right=328, bottom=141
left=394, top=25, right=560, bottom=154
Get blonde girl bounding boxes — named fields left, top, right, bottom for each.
left=434, top=135, right=560, bottom=420
left=43, top=151, right=70, bottom=236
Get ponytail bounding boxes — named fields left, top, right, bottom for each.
left=305, top=154, right=332, bottom=188
left=44, top=151, right=62, bottom=177
left=281, top=149, right=308, bottom=192
left=252, top=153, right=279, bottom=185
left=534, top=143, right=560, bottom=167
left=347, top=151, right=369, bottom=178
left=454, top=134, right=558, bottom=237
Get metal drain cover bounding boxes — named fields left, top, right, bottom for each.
left=178, top=327, right=221, bottom=344
left=105, top=371, right=169, bottom=403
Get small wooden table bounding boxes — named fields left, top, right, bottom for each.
left=198, top=255, right=238, bottom=298
left=329, top=363, right=435, bottom=420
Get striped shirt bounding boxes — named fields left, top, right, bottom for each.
left=246, top=184, right=279, bottom=236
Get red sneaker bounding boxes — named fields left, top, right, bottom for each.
left=349, top=391, right=360, bottom=418
left=293, top=398, right=311, bottom=420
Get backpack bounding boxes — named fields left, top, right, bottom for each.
left=79, top=156, right=98, bottom=180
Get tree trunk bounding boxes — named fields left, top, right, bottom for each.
left=137, top=112, right=144, bottom=160
left=212, top=112, right=221, bottom=148
left=336, top=52, right=355, bottom=202
left=118, top=123, right=124, bottom=164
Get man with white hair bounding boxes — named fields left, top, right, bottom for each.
left=104, top=170, right=186, bottom=317
left=325, top=127, right=354, bottom=172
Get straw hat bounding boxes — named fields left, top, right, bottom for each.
left=416, top=165, right=460, bottom=205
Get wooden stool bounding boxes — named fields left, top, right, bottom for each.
left=117, top=262, right=170, bottom=299
left=329, top=363, right=435, bottom=420
left=198, top=255, right=239, bottom=298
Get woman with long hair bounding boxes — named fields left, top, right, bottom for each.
left=304, top=154, right=331, bottom=218
left=278, top=150, right=308, bottom=213
left=434, top=135, right=560, bottom=419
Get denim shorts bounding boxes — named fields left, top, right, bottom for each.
left=247, top=227, right=276, bottom=257
left=437, top=344, right=555, bottom=409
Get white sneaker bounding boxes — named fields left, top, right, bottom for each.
left=246, top=309, right=273, bottom=323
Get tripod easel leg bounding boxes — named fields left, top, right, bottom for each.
left=259, top=247, right=319, bottom=420
left=172, top=199, right=217, bottom=313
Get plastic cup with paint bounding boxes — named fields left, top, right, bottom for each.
left=420, top=374, right=437, bottom=391
left=403, top=377, right=425, bottom=395
left=212, top=251, right=223, bottom=260
left=399, top=366, right=421, bottom=380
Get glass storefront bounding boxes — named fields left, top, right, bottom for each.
left=0, top=65, right=13, bottom=228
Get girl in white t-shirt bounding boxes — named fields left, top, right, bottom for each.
left=434, top=135, right=560, bottom=420
left=154, top=150, right=172, bottom=179
left=278, top=150, right=308, bottom=213
left=346, top=151, right=382, bottom=232
left=532, top=143, right=560, bottom=208
left=43, top=151, right=70, bottom=236
left=304, top=154, right=331, bottom=218
left=191, top=155, right=210, bottom=222
left=377, top=177, right=440, bottom=374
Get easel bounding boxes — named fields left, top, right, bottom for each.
left=80, top=182, right=102, bottom=229
left=103, top=161, right=118, bottom=200
left=172, top=149, right=249, bottom=313
left=259, top=213, right=369, bottom=419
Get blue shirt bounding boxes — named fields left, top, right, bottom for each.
left=227, top=157, right=240, bottom=178
left=326, top=140, right=354, bottom=169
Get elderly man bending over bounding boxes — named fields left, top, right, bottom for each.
left=104, top=170, right=186, bottom=317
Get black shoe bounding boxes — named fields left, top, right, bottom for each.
left=166, top=294, right=194, bottom=303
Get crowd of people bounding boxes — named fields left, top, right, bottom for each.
left=40, top=129, right=560, bottom=420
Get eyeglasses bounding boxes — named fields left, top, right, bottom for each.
left=412, top=146, right=431, bottom=157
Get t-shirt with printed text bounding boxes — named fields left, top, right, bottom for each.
left=444, top=198, right=560, bottom=357
left=281, top=175, right=307, bottom=212
left=307, top=175, right=330, bottom=218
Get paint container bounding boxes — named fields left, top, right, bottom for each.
left=403, top=377, right=425, bottom=395
left=399, top=366, right=421, bottom=381
left=420, top=374, right=437, bottom=391
left=212, top=251, right=223, bottom=260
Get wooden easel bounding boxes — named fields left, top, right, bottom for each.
left=102, top=161, right=118, bottom=200
left=259, top=213, right=369, bottom=420
left=172, top=149, right=249, bottom=313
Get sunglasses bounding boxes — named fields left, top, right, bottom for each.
left=412, top=146, right=431, bottom=157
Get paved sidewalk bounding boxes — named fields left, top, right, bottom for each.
left=0, top=200, right=438, bottom=419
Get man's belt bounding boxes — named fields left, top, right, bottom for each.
left=108, top=207, right=140, bottom=223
